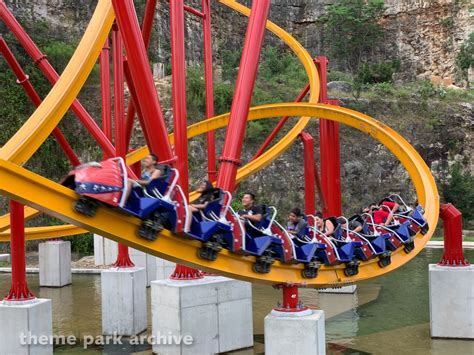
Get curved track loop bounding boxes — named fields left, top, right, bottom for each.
left=0, top=0, right=318, bottom=233
left=0, top=103, right=439, bottom=286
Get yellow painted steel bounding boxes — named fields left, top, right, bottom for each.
left=0, top=206, right=39, bottom=232
left=0, top=225, right=86, bottom=242
left=0, top=0, right=317, bottom=233
left=0, top=103, right=439, bottom=286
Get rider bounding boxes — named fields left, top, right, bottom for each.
left=369, top=200, right=399, bottom=226
left=238, top=193, right=263, bottom=227
left=185, top=180, right=215, bottom=232
left=314, top=212, right=336, bottom=237
left=125, top=154, right=162, bottom=201
left=286, top=208, right=308, bottom=237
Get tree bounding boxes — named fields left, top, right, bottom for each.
left=442, top=163, right=474, bottom=227
left=456, top=32, right=474, bottom=86
left=321, top=0, right=386, bottom=73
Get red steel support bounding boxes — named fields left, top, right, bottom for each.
left=252, top=83, right=311, bottom=160
left=0, top=36, right=80, bottom=166
left=273, top=283, right=308, bottom=313
left=202, top=0, right=217, bottom=182
left=170, top=264, right=203, bottom=280
left=316, top=56, right=342, bottom=217
left=0, top=1, right=117, bottom=158
left=439, top=203, right=469, bottom=266
left=170, top=0, right=189, bottom=196
left=111, top=0, right=174, bottom=162
left=184, top=4, right=205, bottom=18
left=217, top=0, right=271, bottom=193
left=111, top=26, right=134, bottom=268
left=100, top=38, right=112, bottom=145
left=4, top=200, right=35, bottom=301
left=124, top=0, right=157, bottom=149
left=301, top=132, right=316, bottom=215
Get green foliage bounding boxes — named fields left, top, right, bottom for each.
left=327, top=70, right=353, bottom=82
left=66, top=233, right=94, bottom=254
left=456, top=32, right=474, bottom=81
left=355, top=60, right=400, bottom=84
left=321, top=0, right=386, bottom=72
left=442, top=163, right=474, bottom=226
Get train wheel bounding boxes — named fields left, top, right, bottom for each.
left=344, top=261, right=360, bottom=277
left=421, top=225, right=429, bottom=235
left=403, top=240, right=415, bottom=254
left=74, top=197, right=98, bottom=217
left=378, top=252, right=392, bottom=268
left=302, top=267, right=318, bottom=279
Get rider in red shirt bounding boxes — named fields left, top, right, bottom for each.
left=370, top=200, right=399, bottom=225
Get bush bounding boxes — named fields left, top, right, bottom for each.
left=66, top=233, right=94, bottom=255
left=355, top=60, right=400, bottom=85
left=442, top=163, right=474, bottom=227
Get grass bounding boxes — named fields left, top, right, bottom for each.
left=431, top=236, right=474, bottom=242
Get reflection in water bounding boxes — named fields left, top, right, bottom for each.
left=0, top=248, right=472, bottom=354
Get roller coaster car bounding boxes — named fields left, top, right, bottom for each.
left=63, top=158, right=180, bottom=242
left=380, top=194, right=429, bottom=235
left=187, top=188, right=234, bottom=262
left=306, top=215, right=360, bottom=277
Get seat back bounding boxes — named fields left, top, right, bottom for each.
left=202, top=188, right=225, bottom=220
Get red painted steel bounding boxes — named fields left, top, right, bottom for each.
left=4, top=200, right=35, bottom=301
left=273, top=283, right=308, bottom=312
left=124, top=0, right=157, bottom=149
left=111, top=0, right=174, bottom=162
left=100, top=38, right=112, bottom=145
left=0, top=1, right=117, bottom=158
left=439, top=203, right=469, bottom=266
left=170, top=0, right=190, bottom=197
left=184, top=4, right=205, bottom=18
left=315, top=56, right=342, bottom=217
left=252, top=83, right=311, bottom=160
left=170, top=264, right=204, bottom=280
left=111, top=26, right=134, bottom=268
left=0, top=36, right=81, bottom=166
left=301, top=132, right=316, bottom=215
left=202, top=0, right=217, bottom=182
left=217, top=0, right=271, bottom=193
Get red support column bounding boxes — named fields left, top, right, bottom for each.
left=216, top=0, right=271, bottom=193
left=301, top=132, right=316, bottom=215
left=316, top=56, right=342, bottom=217
left=0, top=36, right=80, bottom=166
left=111, top=25, right=134, bottom=268
left=170, top=0, right=189, bottom=196
left=439, top=203, right=469, bottom=266
left=0, top=1, right=117, bottom=158
left=252, top=83, right=311, bottom=160
left=100, top=38, right=112, bottom=146
left=4, top=200, right=35, bottom=301
left=202, top=0, right=217, bottom=182
left=111, top=0, right=174, bottom=162
left=273, top=283, right=308, bottom=313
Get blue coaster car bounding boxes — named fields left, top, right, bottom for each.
left=187, top=189, right=235, bottom=261
left=381, top=194, right=429, bottom=235
left=288, top=228, right=326, bottom=279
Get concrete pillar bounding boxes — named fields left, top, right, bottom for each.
left=101, top=267, right=147, bottom=336
left=0, top=299, right=53, bottom=354
left=93, top=234, right=118, bottom=266
left=429, top=264, right=474, bottom=338
left=265, top=310, right=325, bottom=355
left=0, top=253, right=10, bottom=262
left=38, top=241, right=71, bottom=287
left=318, top=285, right=357, bottom=294
left=129, top=248, right=176, bottom=286
left=151, top=276, right=253, bottom=354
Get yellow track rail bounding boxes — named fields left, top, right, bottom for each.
left=0, top=103, right=439, bottom=286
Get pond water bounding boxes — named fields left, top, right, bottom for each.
left=0, top=248, right=472, bottom=354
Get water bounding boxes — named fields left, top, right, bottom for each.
left=0, top=248, right=473, bottom=354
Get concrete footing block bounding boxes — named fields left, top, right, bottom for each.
left=101, top=267, right=147, bottom=336
left=0, top=298, right=53, bottom=354
left=429, top=264, right=474, bottom=339
left=93, top=234, right=117, bottom=266
left=129, top=248, right=175, bottom=286
left=265, top=309, right=325, bottom=355
left=0, top=253, right=10, bottom=262
left=39, top=241, right=71, bottom=287
left=318, top=285, right=357, bottom=294
left=151, top=276, right=253, bottom=354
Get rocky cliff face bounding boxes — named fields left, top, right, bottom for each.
left=3, top=0, right=472, bottom=82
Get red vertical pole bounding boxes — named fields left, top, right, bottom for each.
left=0, top=1, right=117, bottom=158
left=100, top=38, right=112, bottom=146
left=0, top=36, right=80, bottom=166
left=316, top=56, right=342, bottom=217
left=170, top=0, right=189, bottom=196
left=4, top=200, right=35, bottom=301
left=301, top=132, right=316, bottom=215
left=111, top=0, right=174, bottom=162
left=216, top=0, right=271, bottom=193
left=202, top=0, right=217, bottom=182
left=439, top=204, right=469, bottom=266
left=112, top=26, right=134, bottom=268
